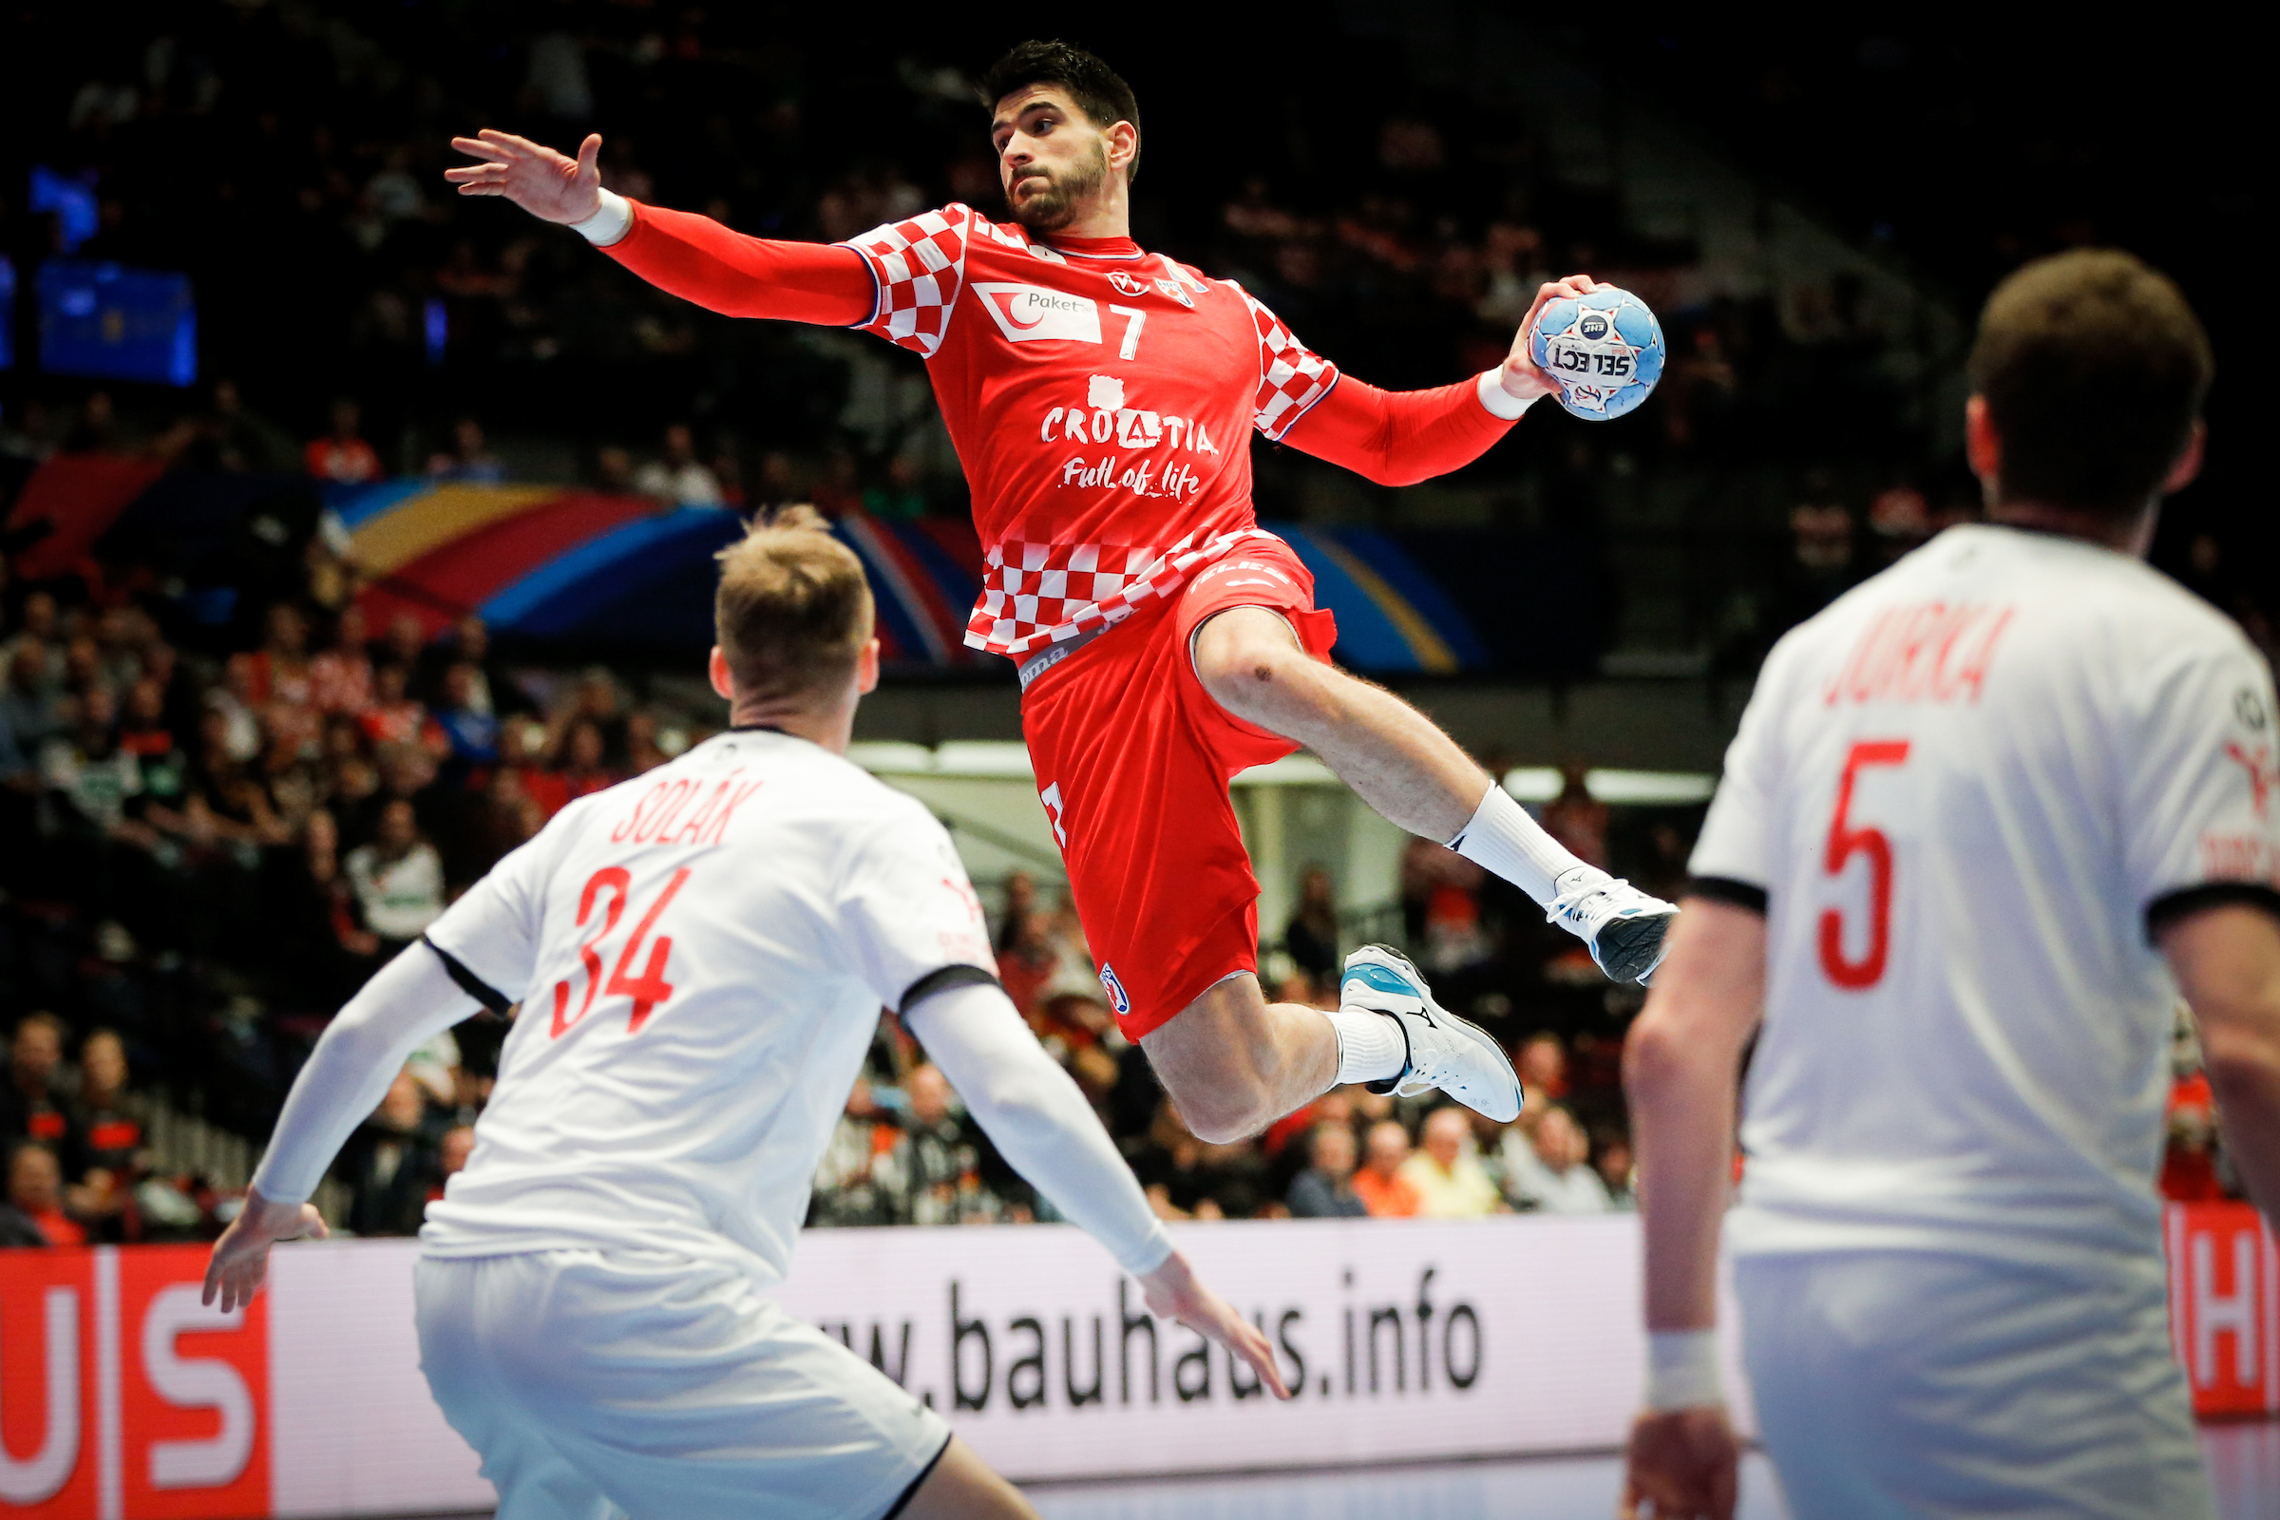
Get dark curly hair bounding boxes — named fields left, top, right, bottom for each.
left=978, top=40, right=1141, bottom=183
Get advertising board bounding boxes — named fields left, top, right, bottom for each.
left=2, top=1208, right=2262, bottom=1517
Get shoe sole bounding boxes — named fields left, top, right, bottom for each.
left=1349, top=945, right=1523, bottom=1123
left=1596, top=908, right=1675, bottom=984
left=1411, top=1005, right=1523, bottom=1123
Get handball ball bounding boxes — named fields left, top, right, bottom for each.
left=1526, top=287, right=1666, bottom=421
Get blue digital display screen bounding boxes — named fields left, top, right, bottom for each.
left=0, top=257, right=14, bottom=371
left=30, top=166, right=100, bottom=255
left=37, top=260, right=197, bottom=387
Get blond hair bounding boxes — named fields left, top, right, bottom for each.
left=713, top=505, right=874, bottom=707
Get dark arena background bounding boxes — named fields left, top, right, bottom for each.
left=0, top=6, right=2272, bottom=1517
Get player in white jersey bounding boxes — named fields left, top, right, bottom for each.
left=1619, top=251, right=2280, bottom=1519
left=203, top=507, right=1286, bottom=1520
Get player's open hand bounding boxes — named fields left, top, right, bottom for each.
left=1137, top=1250, right=1292, bottom=1399
left=1619, top=1405, right=1739, bottom=1520
left=1501, top=274, right=1606, bottom=403
left=202, top=1186, right=329, bottom=1315
left=445, top=130, right=604, bottom=224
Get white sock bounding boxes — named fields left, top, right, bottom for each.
left=1326, top=1005, right=1407, bottom=1085
left=1447, top=783, right=1597, bottom=906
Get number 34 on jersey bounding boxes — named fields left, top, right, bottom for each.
left=549, top=865, right=691, bottom=1038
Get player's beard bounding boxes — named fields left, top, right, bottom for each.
left=1007, top=141, right=1110, bottom=233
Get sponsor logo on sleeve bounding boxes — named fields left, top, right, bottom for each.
left=2224, top=742, right=2276, bottom=820
left=939, top=875, right=992, bottom=963
left=973, top=284, right=1102, bottom=344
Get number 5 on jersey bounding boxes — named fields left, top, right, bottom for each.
left=1821, top=740, right=1910, bottom=990
left=552, top=866, right=692, bottom=1037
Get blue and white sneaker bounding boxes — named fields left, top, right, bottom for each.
left=1546, top=867, right=1677, bottom=985
left=1340, top=944, right=1522, bottom=1123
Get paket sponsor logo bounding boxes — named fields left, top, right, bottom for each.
left=973, top=284, right=1101, bottom=344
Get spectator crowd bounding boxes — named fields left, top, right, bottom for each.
left=0, top=522, right=711, bottom=1245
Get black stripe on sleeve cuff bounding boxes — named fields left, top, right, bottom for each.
left=1685, top=876, right=1769, bottom=915
left=898, top=964, right=1001, bottom=1017
left=422, top=936, right=513, bottom=1016
left=881, top=1433, right=954, bottom=1520
left=2145, top=883, right=2280, bottom=943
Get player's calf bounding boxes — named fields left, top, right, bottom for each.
left=1140, top=974, right=1340, bottom=1143
left=1194, top=610, right=1681, bottom=985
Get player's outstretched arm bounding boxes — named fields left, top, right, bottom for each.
left=444, top=129, right=603, bottom=223
left=202, top=943, right=482, bottom=1312
left=1618, top=897, right=1761, bottom=1520
left=2163, top=901, right=2280, bottom=1225
left=445, top=129, right=874, bottom=324
left=1276, top=275, right=1603, bottom=487
left=905, top=978, right=1291, bottom=1398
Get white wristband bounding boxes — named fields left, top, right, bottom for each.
left=1645, top=1328, right=1725, bottom=1411
left=569, top=189, right=633, bottom=247
left=1476, top=368, right=1538, bottom=421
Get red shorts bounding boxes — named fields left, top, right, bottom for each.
left=1020, top=536, right=1337, bottom=1039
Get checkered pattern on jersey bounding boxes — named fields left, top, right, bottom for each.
left=966, top=528, right=1281, bottom=656
left=1245, top=292, right=1340, bottom=440
left=840, top=204, right=974, bottom=358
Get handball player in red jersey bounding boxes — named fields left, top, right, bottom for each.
left=447, top=40, right=1675, bottom=1141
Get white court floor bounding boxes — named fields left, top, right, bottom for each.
left=1025, top=1421, right=2280, bottom=1520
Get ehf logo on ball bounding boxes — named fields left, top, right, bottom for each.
left=1527, top=287, right=1666, bottom=420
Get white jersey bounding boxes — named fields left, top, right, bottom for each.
left=417, top=728, right=996, bottom=1285
left=1693, top=523, right=2280, bottom=1270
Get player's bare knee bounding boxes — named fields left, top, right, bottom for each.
left=1157, top=1066, right=1275, bottom=1144
left=1621, top=1014, right=1686, bottom=1100
left=1181, top=1093, right=1273, bottom=1145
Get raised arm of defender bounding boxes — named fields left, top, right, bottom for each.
left=904, top=976, right=1291, bottom=1397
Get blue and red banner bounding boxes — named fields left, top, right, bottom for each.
left=21, top=471, right=1602, bottom=675
left=326, top=483, right=1514, bottom=674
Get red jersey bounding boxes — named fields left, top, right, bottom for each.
left=603, top=199, right=1523, bottom=658
left=306, top=437, right=383, bottom=485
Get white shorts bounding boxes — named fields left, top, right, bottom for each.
left=414, top=1250, right=950, bottom=1520
left=1736, top=1249, right=2211, bottom=1520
